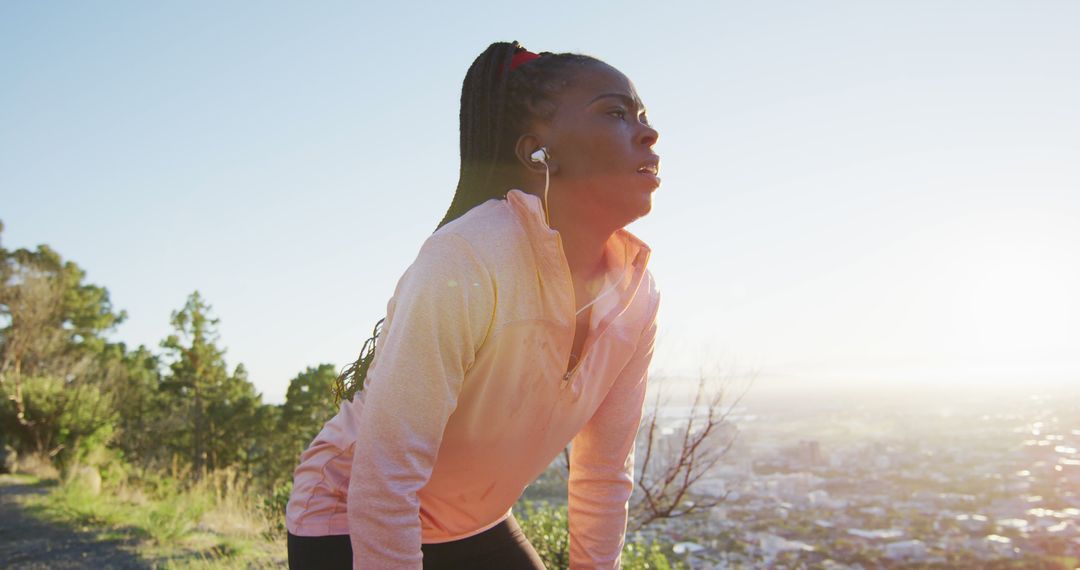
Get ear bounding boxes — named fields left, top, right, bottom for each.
left=514, top=133, right=554, bottom=174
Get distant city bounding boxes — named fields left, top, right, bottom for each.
left=626, top=380, right=1080, bottom=568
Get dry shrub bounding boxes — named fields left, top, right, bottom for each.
left=193, top=468, right=269, bottom=541
left=16, top=452, right=58, bottom=480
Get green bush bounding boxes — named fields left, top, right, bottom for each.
left=518, top=500, right=570, bottom=568
left=32, top=479, right=125, bottom=527
left=260, top=481, right=292, bottom=540
left=140, top=491, right=209, bottom=543
left=0, top=375, right=117, bottom=470
left=622, top=538, right=684, bottom=570
left=516, top=500, right=684, bottom=570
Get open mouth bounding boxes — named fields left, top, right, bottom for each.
left=636, top=158, right=661, bottom=186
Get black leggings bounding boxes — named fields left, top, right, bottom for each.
left=287, top=514, right=546, bottom=569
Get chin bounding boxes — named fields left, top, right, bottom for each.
left=634, top=193, right=654, bottom=219
left=614, top=202, right=652, bottom=230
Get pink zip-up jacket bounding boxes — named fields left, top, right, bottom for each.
left=286, top=188, right=660, bottom=569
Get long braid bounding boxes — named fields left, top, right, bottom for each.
left=333, top=42, right=602, bottom=405
left=436, top=41, right=519, bottom=229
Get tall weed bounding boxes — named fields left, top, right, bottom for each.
left=139, top=491, right=208, bottom=543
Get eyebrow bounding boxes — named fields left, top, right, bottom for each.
left=588, top=93, right=648, bottom=114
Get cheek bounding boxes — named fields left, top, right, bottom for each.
left=553, top=119, right=631, bottom=180
left=581, top=132, right=629, bottom=175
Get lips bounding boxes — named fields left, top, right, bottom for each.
left=636, top=156, right=660, bottom=175
left=636, top=156, right=661, bottom=186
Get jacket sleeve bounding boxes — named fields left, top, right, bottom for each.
left=346, top=233, right=494, bottom=569
left=567, top=285, right=660, bottom=569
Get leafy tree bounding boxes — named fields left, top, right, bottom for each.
left=277, top=364, right=338, bottom=469
left=159, top=291, right=231, bottom=479
left=97, top=343, right=165, bottom=467
left=248, top=400, right=284, bottom=488
left=0, top=225, right=126, bottom=379
left=158, top=293, right=276, bottom=482
left=0, top=375, right=116, bottom=468
left=258, top=364, right=340, bottom=527
left=0, top=222, right=126, bottom=466
left=203, top=363, right=267, bottom=473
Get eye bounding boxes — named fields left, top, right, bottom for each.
left=639, top=112, right=651, bottom=126
left=607, top=108, right=627, bottom=120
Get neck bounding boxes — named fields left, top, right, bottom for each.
left=546, top=199, right=612, bottom=282
left=518, top=180, right=615, bottom=280
left=558, top=222, right=608, bottom=281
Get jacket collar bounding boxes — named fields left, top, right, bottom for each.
left=504, top=189, right=652, bottom=330
left=504, top=188, right=652, bottom=278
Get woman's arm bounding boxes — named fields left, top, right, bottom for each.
left=346, top=233, right=494, bottom=569
left=567, top=284, right=660, bottom=569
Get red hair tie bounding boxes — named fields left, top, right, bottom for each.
left=509, top=49, right=540, bottom=72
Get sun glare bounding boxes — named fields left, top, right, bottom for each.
left=942, top=211, right=1079, bottom=373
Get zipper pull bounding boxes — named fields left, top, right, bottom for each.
left=561, top=371, right=572, bottom=388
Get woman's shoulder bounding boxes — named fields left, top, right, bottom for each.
left=425, top=198, right=527, bottom=265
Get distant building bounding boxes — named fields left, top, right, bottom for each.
left=859, top=506, right=886, bottom=517
left=758, top=471, right=823, bottom=503
left=758, top=533, right=816, bottom=558
left=996, top=518, right=1030, bottom=533
left=672, top=541, right=706, bottom=555
left=955, top=514, right=990, bottom=532
left=978, top=535, right=1019, bottom=559
left=1060, top=458, right=1080, bottom=484
left=873, top=454, right=891, bottom=470
left=883, top=539, right=928, bottom=561
left=1044, top=520, right=1080, bottom=538
left=796, top=440, right=824, bottom=467
left=847, top=528, right=904, bottom=541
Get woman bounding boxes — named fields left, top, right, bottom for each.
left=286, top=41, right=662, bottom=569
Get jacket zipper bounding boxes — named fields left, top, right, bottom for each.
left=556, top=233, right=591, bottom=391
left=553, top=226, right=639, bottom=392
left=562, top=353, right=586, bottom=390
left=534, top=192, right=645, bottom=393
left=561, top=364, right=578, bottom=389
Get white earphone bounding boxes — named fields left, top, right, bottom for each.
left=530, top=147, right=549, bottom=165
left=530, top=147, right=552, bottom=226
left=529, top=146, right=552, bottom=224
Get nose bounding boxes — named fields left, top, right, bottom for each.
left=637, top=121, right=659, bottom=148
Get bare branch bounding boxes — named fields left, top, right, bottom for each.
left=629, top=365, right=756, bottom=532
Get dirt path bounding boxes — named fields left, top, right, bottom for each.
left=0, top=475, right=149, bottom=569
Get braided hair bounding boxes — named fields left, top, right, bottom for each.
left=332, top=42, right=604, bottom=405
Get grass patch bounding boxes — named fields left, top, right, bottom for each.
left=142, top=491, right=208, bottom=543
left=20, top=470, right=285, bottom=568
left=28, top=480, right=130, bottom=528
left=0, top=473, right=43, bottom=486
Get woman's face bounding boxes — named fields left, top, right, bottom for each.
left=540, top=63, right=661, bottom=230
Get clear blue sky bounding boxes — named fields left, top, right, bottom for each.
left=4, top=1, right=1078, bottom=404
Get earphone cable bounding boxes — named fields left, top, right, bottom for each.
left=542, top=163, right=551, bottom=226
